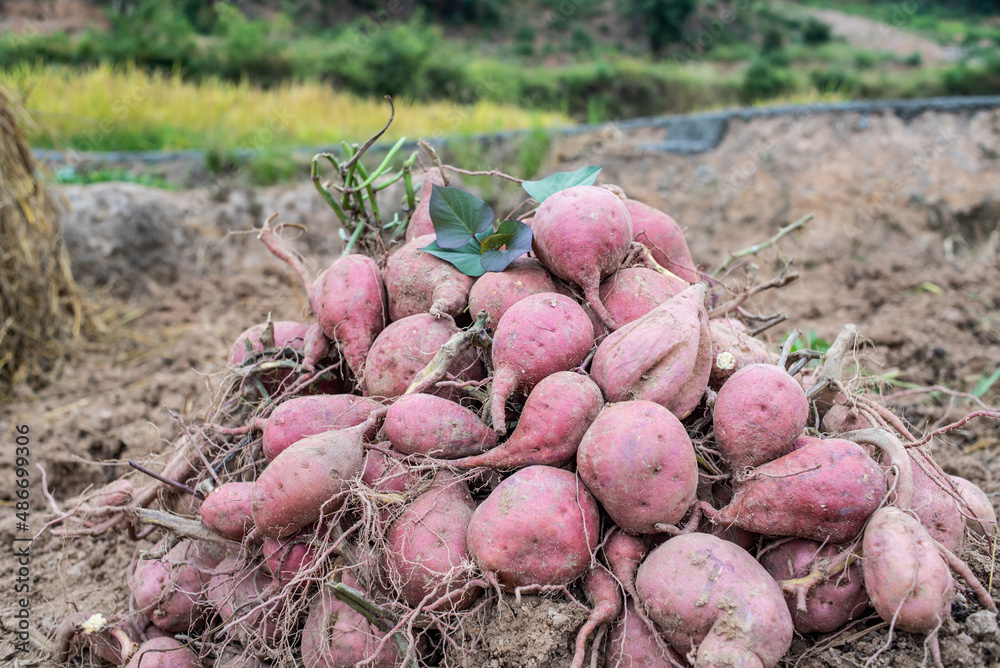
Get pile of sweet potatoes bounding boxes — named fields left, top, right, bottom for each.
left=53, top=166, right=999, bottom=668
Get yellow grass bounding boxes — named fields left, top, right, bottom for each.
left=0, top=63, right=569, bottom=151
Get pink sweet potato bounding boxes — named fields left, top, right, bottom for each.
left=262, top=394, right=382, bottom=462
left=251, top=422, right=368, bottom=538
left=125, top=637, right=199, bottom=668
left=605, top=600, right=684, bottom=668
left=626, top=199, right=699, bottom=283
left=310, top=254, right=387, bottom=379
left=468, top=256, right=558, bottom=325
left=635, top=533, right=793, bottom=668
left=862, top=507, right=954, bottom=635
left=758, top=539, right=869, bottom=634
left=489, top=293, right=594, bottom=434
left=708, top=437, right=886, bottom=544
left=384, top=393, right=495, bottom=459
left=405, top=167, right=446, bottom=242
left=228, top=320, right=309, bottom=366
left=713, top=363, right=809, bottom=472
left=449, top=371, right=603, bottom=470
left=467, top=465, right=600, bottom=590
left=591, top=282, right=711, bottom=420
left=604, top=530, right=645, bottom=597
left=910, top=455, right=965, bottom=554
left=200, top=482, right=254, bottom=542
left=571, top=565, right=623, bottom=668
left=385, top=234, right=474, bottom=321
left=598, top=267, right=687, bottom=329
left=262, top=534, right=318, bottom=584
left=362, top=449, right=423, bottom=494
left=708, top=318, right=773, bottom=389
left=951, top=475, right=997, bottom=538
left=531, top=185, right=633, bottom=329
left=384, top=473, right=479, bottom=609
left=577, top=401, right=698, bottom=534
left=364, top=313, right=485, bottom=402
left=206, top=557, right=282, bottom=643
left=301, top=575, right=400, bottom=668
left=132, top=539, right=226, bottom=633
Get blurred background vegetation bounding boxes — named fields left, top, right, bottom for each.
left=1, top=0, right=998, bottom=184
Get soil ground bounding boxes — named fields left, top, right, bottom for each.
left=1, top=104, right=999, bottom=666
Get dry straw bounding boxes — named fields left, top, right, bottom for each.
left=0, top=85, right=85, bottom=396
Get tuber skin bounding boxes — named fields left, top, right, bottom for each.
left=468, top=256, right=557, bottom=325
left=635, top=533, right=793, bottom=668
left=311, top=254, right=388, bottom=380
left=206, top=556, right=282, bottom=643
left=707, top=437, right=886, bottom=544
left=448, top=371, right=604, bottom=470
left=951, top=475, right=997, bottom=538
left=598, top=267, right=687, bottom=330
left=571, top=565, right=624, bottom=668
left=384, top=393, right=496, bottom=459
left=626, top=198, right=699, bottom=283
left=132, top=539, right=226, bottom=633
left=708, top=318, right=773, bottom=390
left=227, top=321, right=309, bottom=367
left=531, top=185, right=634, bottom=330
left=384, top=472, right=480, bottom=610
left=759, top=539, right=869, bottom=634
left=405, top=167, right=446, bottom=242
left=385, top=234, right=474, bottom=321
left=125, top=637, right=200, bottom=668
left=467, top=465, right=600, bottom=590
left=605, top=600, right=684, bottom=668
left=577, top=401, right=698, bottom=535
left=199, top=481, right=254, bottom=542
left=489, top=293, right=594, bottom=434
left=262, top=394, right=382, bottom=462
left=591, top=283, right=712, bottom=420
left=910, top=456, right=966, bottom=554
left=364, top=313, right=485, bottom=402
left=262, top=533, right=318, bottom=584
left=251, top=421, right=369, bottom=539
left=713, top=362, right=809, bottom=473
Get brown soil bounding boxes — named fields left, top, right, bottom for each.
left=2, top=105, right=999, bottom=666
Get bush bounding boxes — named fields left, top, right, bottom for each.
left=571, top=27, right=597, bottom=54
left=943, top=55, right=1000, bottom=96
left=741, top=58, right=794, bottom=102
left=802, top=18, right=832, bottom=45
left=515, top=25, right=536, bottom=57
left=762, top=27, right=785, bottom=54
left=904, top=51, right=923, bottom=67
left=811, top=68, right=857, bottom=94
left=622, top=0, right=697, bottom=53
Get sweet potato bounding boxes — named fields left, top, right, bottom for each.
left=862, top=507, right=954, bottom=635
left=385, top=234, right=474, bottom=321
left=577, top=401, right=698, bottom=534
left=132, top=539, right=226, bottom=633
left=200, top=482, right=254, bottom=542
left=467, top=465, right=600, bottom=590
left=262, top=533, right=318, bottom=584
left=262, top=394, right=382, bottom=462
left=206, top=556, right=282, bottom=643
left=758, top=539, right=869, bottom=634
left=301, top=574, right=401, bottom=668
left=311, top=254, right=387, bottom=379
left=635, top=533, right=793, bottom=668
left=626, top=199, right=699, bottom=283
left=598, top=267, right=686, bottom=329
left=384, top=473, right=479, bottom=609
left=405, top=167, right=446, bottom=242
left=125, top=637, right=199, bottom=668
left=531, top=185, right=633, bottom=329
left=713, top=363, right=809, bottom=472
left=910, top=455, right=965, bottom=554
left=364, top=313, right=485, bottom=402
left=228, top=321, right=309, bottom=366
left=605, top=601, right=684, bottom=668
left=449, top=371, right=603, bottom=470
left=362, top=448, right=423, bottom=494
left=468, top=256, right=557, bottom=325
left=489, top=293, right=594, bottom=433
left=708, top=437, right=886, bottom=543
left=384, top=393, right=496, bottom=459
left=951, top=475, right=997, bottom=538
left=708, top=318, right=773, bottom=389
left=251, top=422, right=368, bottom=538
left=571, top=565, right=623, bottom=668
left=604, top=530, right=645, bottom=597
left=591, top=283, right=711, bottom=420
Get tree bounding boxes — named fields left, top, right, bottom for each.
left=623, top=0, right=697, bottom=54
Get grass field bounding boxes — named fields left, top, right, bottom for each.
left=1, top=63, right=569, bottom=153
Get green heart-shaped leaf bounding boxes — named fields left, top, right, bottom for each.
left=420, top=231, right=491, bottom=277
left=522, top=166, right=602, bottom=203
left=429, top=185, right=494, bottom=249
left=480, top=220, right=534, bottom=272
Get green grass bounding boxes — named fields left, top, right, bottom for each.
left=51, top=166, right=174, bottom=189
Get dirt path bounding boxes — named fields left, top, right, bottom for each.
left=806, top=6, right=963, bottom=63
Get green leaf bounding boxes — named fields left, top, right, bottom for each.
left=522, top=166, right=602, bottom=203
left=429, top=185, right=494, bottom=249
left=480, top=233, right=515, bottom=253
left=480, top=220, right=534, bottom=272
left=421, top=232, right=490, bottom=277
left=973, top=366, right=1000, bottom=399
